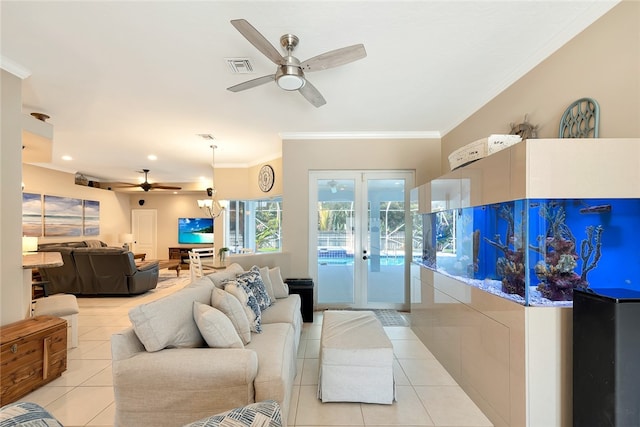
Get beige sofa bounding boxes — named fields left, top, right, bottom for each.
left=111, top=264, right=302, bottom=427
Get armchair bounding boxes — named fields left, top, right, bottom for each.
left=72, top=248, right=159, bottom=295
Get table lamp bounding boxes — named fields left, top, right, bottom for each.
left=22, top=236, right=38, bottom=254
left=119, top=233, right=134, bottom=251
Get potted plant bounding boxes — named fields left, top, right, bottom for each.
left=217, top=247, right=229, bottom=267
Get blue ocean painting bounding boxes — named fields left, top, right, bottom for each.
left=44, top=195, right=83, bottom=236
left=178, top=217, right=213, bottom=244
left=22, top=192, right=42, bottom=236
left=83, top=200, right=100, bottom=236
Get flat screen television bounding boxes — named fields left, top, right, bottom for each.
left=178, top=217, right=213, bottom=244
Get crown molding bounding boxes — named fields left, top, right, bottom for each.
left=1, top=56, right=31, bottom=79
left=279, top=131, right=441, bottom=140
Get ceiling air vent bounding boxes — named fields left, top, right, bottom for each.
left=226, top=58, right=254, bottom=74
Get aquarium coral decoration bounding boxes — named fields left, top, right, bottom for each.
left=484, top=204, right=527, bottom=297
left=580, top=225, right=603, bottom=282
left=530, top=204, right=603, bottom=301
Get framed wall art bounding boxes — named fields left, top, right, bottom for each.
left=83, top=200, right=100, bottom=236
left=44, top=195, right=83, bottom=237
left=22, top=192, right=42, bottom=237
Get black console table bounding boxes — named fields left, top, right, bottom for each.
left=285, top=278, right=314, bottom=322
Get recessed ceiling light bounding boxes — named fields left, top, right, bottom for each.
left=148, top=154, right=157, bottom=161
left=62, top=155, right=72, bottom=161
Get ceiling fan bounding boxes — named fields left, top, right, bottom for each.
left=114, top=169, right=182, bottom=192
left=226, top=19, right=367, bottom=107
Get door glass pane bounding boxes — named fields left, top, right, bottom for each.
left=317, top=179, right=355, bottom=304
left=367, top=179, right=406, bottom=303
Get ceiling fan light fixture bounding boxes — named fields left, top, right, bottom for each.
left=276, top=65, right=305, bottom=91
left=277, top=74, right=305, bottom=90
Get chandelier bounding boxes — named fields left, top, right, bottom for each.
left=197, top=144, right=225, bottom=218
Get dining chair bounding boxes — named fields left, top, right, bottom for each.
left=188, top=251, right=204, bottom=282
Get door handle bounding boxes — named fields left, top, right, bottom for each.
left=362, top=255, right=369, bottom=260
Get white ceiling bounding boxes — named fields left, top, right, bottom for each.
left=2, top=1, right=619, bottom=187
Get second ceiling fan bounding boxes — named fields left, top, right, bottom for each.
left=114, top=169, right=182, bottom=192
left=226, top=19, right=367, bottom=107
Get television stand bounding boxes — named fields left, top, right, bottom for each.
left=168, top=247, right=215, bottom=269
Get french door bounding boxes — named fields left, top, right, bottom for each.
left=309, top=171, right=413, bottom=310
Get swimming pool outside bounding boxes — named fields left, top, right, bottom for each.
left=318, top=254, right=420, bottom=266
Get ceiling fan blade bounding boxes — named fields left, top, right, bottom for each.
left=227, top=74, right=275, bottom=92
left=150, top=184, right=182, bottom=190
left=110, top=182, right=140, bottom=188
left=300, top=44, right=367, bottom=72
left=231, top=19, right=284, bottom=66
left=299, top=80, right=326, bottom=108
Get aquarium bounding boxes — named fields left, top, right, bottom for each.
left=417, top=198, right=640, bottom=306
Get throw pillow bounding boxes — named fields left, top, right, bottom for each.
left=269, top=267, right=289, bottom=299
left=0, top=402, right=63, bottom=427
left=193, top=302, right=244, bottom=349
left=224, top=280, right=262, bottom=333
left=129, top=284, right=213, bottom=352
left=259, top=266, right=276, bottom=302
left=211, top=287, right=251, bottom=344
left=206, top=263, right=244, bottom=289
left=183, top=400, right=282, bottom=427
left=236, top=266, right=272, bottom=311
left=83, top=239, right=104, bottom=248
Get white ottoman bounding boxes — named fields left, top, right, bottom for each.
left=318, top=310, right=395, bottom=404
left=33, top=294, right=79, bottom=349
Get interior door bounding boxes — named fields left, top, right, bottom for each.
left=311, top=171, right=412, bottom=310
left=132, top=209, right=157, bottom=259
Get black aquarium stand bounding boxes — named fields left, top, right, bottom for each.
left=573, top=287, right=640, bottom=427
left=284, top=278, right=314, bottom=322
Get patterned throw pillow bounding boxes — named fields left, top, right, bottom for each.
left=224, top=280, right=262, bottom=333
left=0, top=402, right=64, bottom=427
left=184, top=400, right=282, bottom=427
left=236, top=266, right=272, bottom=311
left=193, top=302, right=244, bottom=349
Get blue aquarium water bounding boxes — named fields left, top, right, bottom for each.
left=417, top=198, right=640, bottom=306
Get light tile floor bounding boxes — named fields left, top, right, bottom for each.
left=18, top=278, right=493, bottom=427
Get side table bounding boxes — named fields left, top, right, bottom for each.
left=285, top=278, right=314, bottom=322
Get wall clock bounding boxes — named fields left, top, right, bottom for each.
left=258, top=164, right=275, bottom=192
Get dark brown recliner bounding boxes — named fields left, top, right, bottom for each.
left=72, top=248, right=159, bottom=295
left=37, top=247, right=82, bottom=295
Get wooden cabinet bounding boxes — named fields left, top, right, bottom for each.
left=0, top=315, right=67, bottom=405
left=168, top=247, right=199, bottom=269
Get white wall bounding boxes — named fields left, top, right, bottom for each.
left=1, top=70, right=26, bottom=325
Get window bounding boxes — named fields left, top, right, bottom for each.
left=225, top=197, right=282, bottom=254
